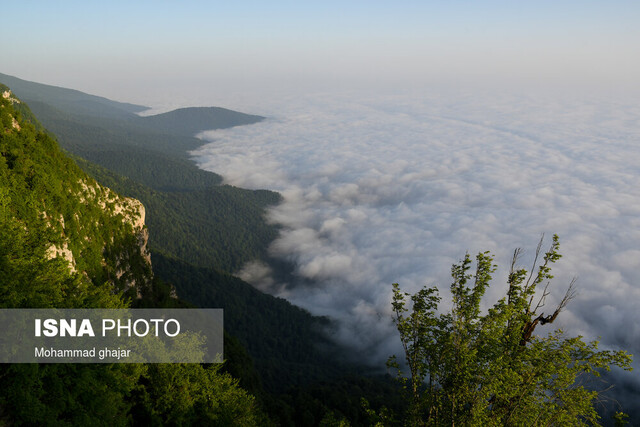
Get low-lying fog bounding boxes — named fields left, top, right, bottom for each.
left=193, top=89, right=640, bottom=374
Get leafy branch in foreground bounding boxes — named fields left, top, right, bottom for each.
left=388, top=235, right=632, bottom=426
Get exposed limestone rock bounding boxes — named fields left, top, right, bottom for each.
left=46, top=241, right=76, bottom=273
left=45, top=179, right=153, bottom=295
left=1, top=90, right=21, bottom=132
left=118, top=197, right=145, bottom=231
left=78, top=179, right=145, bottom=231
left=138, top=225, right=151, bottom=265
left=2, top=90, right=20, bottom=104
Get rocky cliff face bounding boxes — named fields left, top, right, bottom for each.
left=44, top=178, right=153, bottom=295
left=1, top=85, right=154, bottom=304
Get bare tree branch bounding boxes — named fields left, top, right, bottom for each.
left=520, top=277, right=577, bottom=346
left=532, top=282, right=551, bottom=315
left=524, top=234, right=545, bottom=291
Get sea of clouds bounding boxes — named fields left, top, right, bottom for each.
left=192, top=89, right=640, bottom=372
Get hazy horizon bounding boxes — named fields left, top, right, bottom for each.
left=3, top=1, right=640, bottom=109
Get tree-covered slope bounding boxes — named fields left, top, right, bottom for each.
left=0, top=84, right=151, bottom=305
left=0, top=84, right=266, bottom=425
left=2, top=73, right=277, bottom=273
left=77, top=155, right=280, bottom=272
left=150, top=252, right=341, bottom=392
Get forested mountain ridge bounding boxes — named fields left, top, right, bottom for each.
left=0, top=84, right=266, bottom=424
left=1, top=72, right=277, bottom=273
left=0, top=72, right=147, bottom=119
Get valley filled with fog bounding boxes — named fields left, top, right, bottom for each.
left=193, top=89, right=640, bottom=372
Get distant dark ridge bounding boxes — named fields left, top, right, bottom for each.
left=0, top=72, right=147, bottom=119
left=1, top=72, right=265, bottom=138
left=138, top=106, right=264, bottom=137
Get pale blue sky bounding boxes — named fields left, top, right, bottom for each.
left=2, top=1, right=639, bottom=104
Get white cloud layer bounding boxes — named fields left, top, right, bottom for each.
left=192, top=89, right=640, bottom=373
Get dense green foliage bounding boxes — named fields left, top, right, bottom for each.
left=388, top=236, right=632, bottom=426
left=1, top=363, right=263, bottom=426
left=150, top=252, right=339, bottom=392
left=0, top=86, right=265, bottom=425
